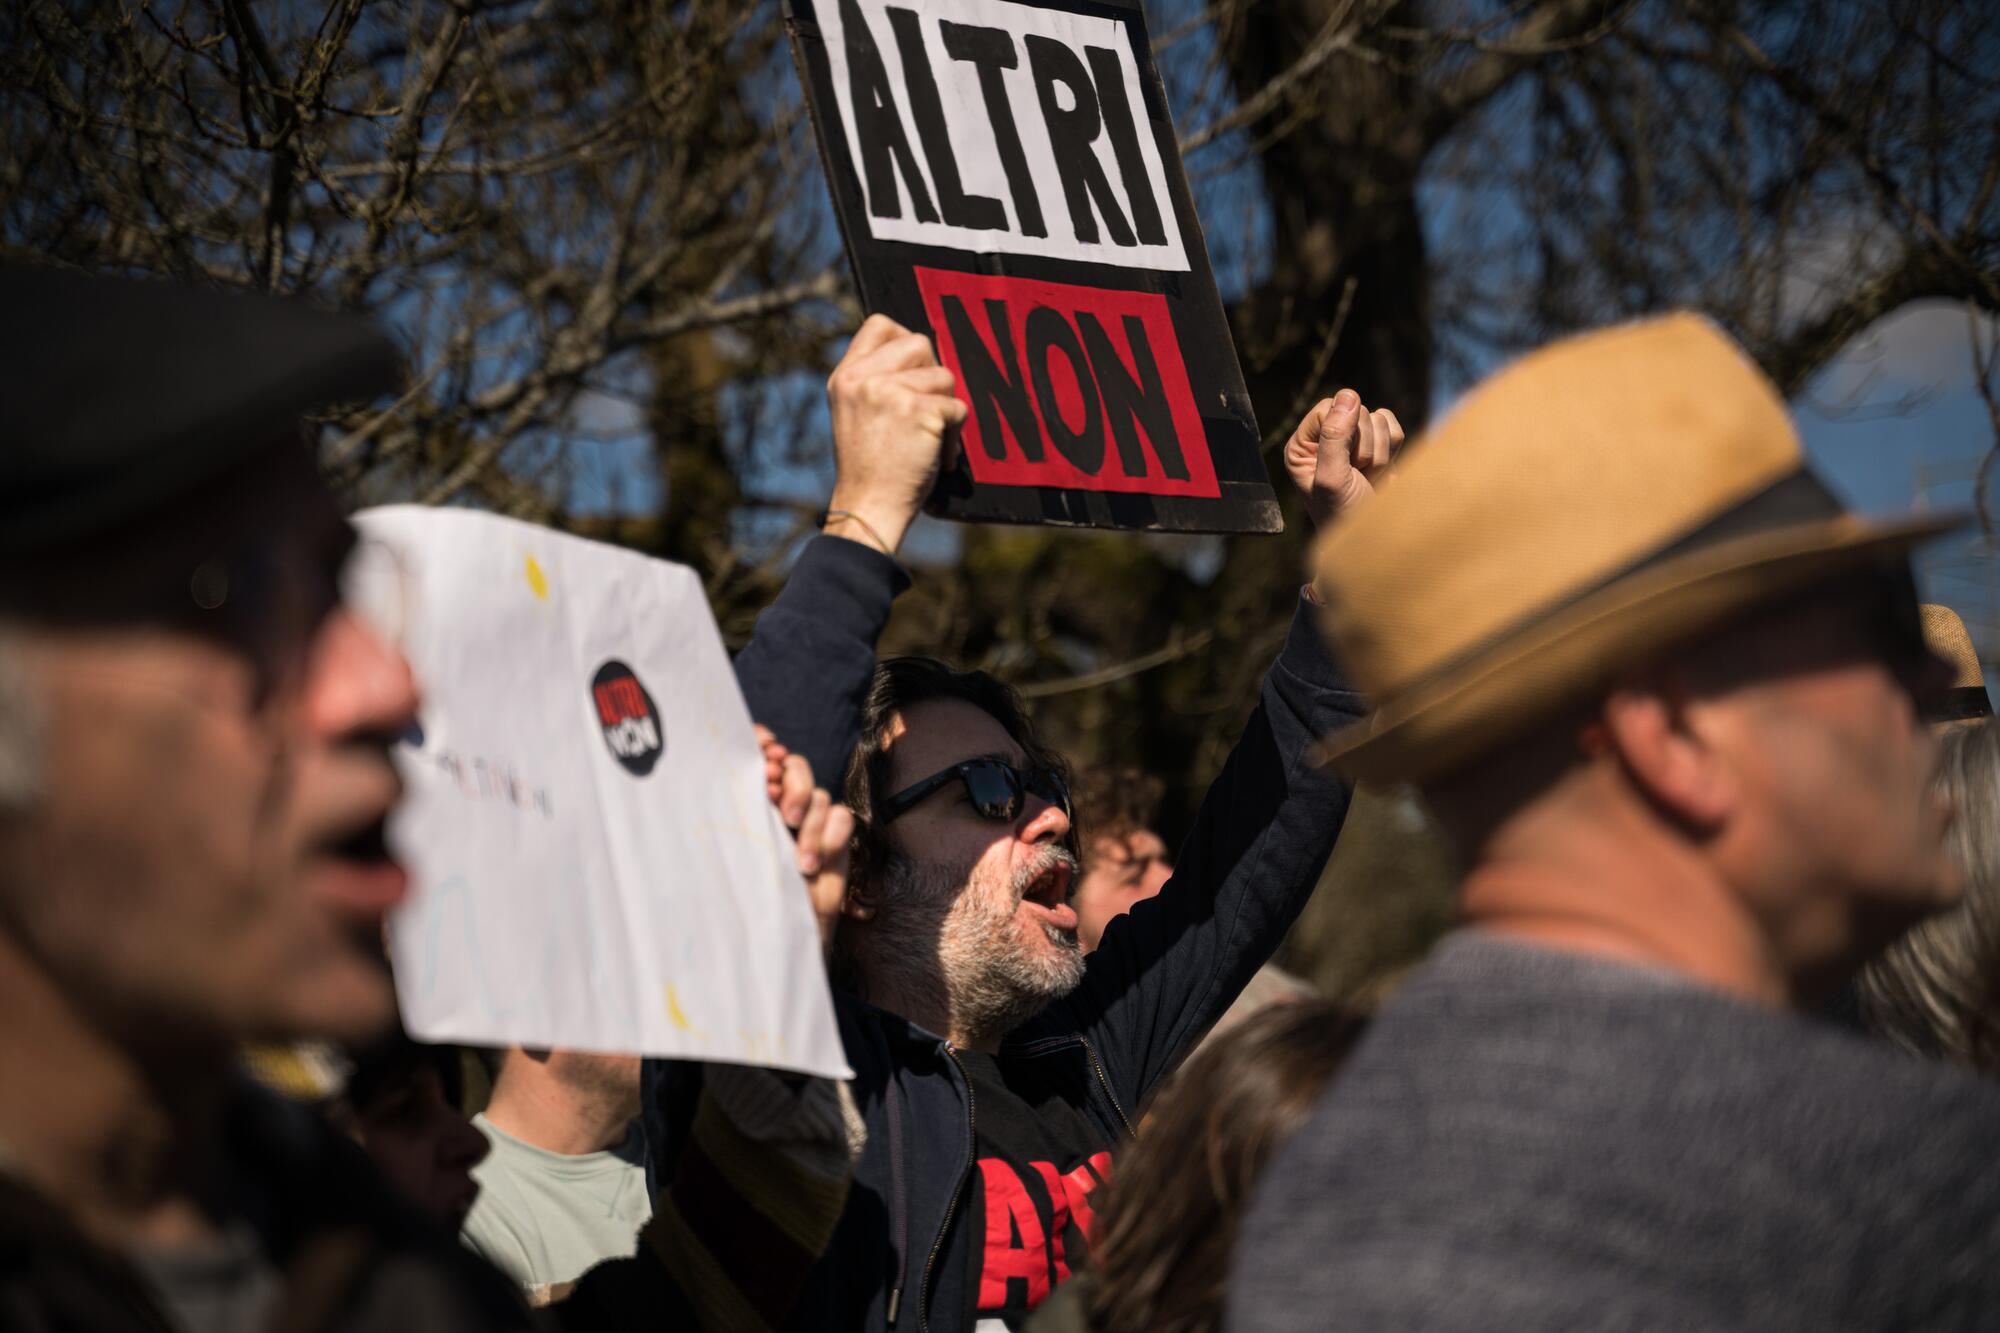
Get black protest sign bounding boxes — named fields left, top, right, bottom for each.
left=786, top=0, right=1281, bottom=534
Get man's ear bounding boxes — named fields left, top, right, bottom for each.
left=1597, top=677, right=1736, bottom=833
left=842, top=882, right=876, bottom=922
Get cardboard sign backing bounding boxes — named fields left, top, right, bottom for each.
left=787, top=0, right=1282, bottom=533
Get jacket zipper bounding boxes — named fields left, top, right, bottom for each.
left=918, top=1044, right=975, bottom=1333
left=1077, top=1035, right=1137, bottom=1139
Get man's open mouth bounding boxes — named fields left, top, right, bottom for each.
left=1022, top=857, right=1073, bottom=908
left=316, top=809, right=409, bottom=915
left=331, top=813, right=393, bottom=866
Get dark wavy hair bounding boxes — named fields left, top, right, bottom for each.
left=840, top=655, right=1077, bottom=890
left=1070, top=764, right=1168, bottom=853
left=1083, top=999, right=1367, bottom=1333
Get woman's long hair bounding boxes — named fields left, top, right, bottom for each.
left=1084, top=999, right=1367, bottom=1333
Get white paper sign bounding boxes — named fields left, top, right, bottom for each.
left=352, top=507, right=849, bottom=1079
left=819, top=0, right=1189, bottom=271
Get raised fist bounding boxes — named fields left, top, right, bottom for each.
left=1282, top=390, right=1403, bottom=528
left=824, top=314, right=968, bottom=556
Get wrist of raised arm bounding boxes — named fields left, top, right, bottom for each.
left=824, top=486, right=914, bottom=555
left=1274, top=594, right=1354, bottom=695
left=777, top=536, right=910, bottom=638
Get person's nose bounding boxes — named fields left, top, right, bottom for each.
left=440, top=1109, right=491, bottom=1170
left=1019, top=794, right=1071, bottom=847
left=1139, top=857, right=1174, bottom=896
left=303, top=607, right=421, bottom=741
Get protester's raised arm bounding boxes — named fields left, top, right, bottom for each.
left=1052, top=393, right=1396, bottom=1105
left=733, top=316, right=962, bottom=784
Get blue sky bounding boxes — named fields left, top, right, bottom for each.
left=1794, top=302, right=1999, bottom=660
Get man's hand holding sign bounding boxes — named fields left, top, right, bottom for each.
left=824, top=313, right=968, bottom=556
left=788, top=0, right=1283, bottom=532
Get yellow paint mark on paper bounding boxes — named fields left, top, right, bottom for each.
left=736, top=1030, right=791, bottom=1062
left=663, top=983, right=705, bottom=1035
left=524, top=555, right=550, bottom=600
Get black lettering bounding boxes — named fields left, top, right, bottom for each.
left=941, top=21, right=1046, bottom=239
left=1078, top=313, right=1189, bottom=479
left=942, top=295, right=1043, bottom=462
left=888, top=9, right=1004, bottom=231
left=1084, top=46, right=1166, bottom=246
left=1026, top=307, right=1105, bottom=473
left=841, top=0, right=938, bottom=223
left=1024, top=35, right=1135, bottom=247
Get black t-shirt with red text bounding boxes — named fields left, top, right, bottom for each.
left=956, top=1050, right=1114, bottom=1330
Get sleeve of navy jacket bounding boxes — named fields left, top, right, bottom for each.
left=1055, top=597, right=1366, bottom=1110
left=730, top=535, right=908, bottom=790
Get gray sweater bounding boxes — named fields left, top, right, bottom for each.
left=1228, top=934, right=2000, bottom=1331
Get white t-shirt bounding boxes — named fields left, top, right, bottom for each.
left=459, top=1113, right=651, bottom=1291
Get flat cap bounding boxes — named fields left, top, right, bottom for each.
left=0, top=268, right=401, bottom=552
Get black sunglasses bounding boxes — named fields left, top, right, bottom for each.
left=881, top=758, right=1071, bottom=826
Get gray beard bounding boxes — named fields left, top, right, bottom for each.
left=868, top=846, right=1085, bottom=1043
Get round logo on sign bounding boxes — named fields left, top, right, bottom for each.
left=589, top=660, right=663, bottom=777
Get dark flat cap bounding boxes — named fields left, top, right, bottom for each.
left=0, top=268, right=401, bottom=552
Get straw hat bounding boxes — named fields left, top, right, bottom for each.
left=1920, top=603, right=1992, bottom=726
left=1312, top=312, right=1965, bottom=783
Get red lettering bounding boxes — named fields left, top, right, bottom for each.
left=976, top=1159, right=1051, bottom=1309
left=594, top=679, right=647, bottom=724
left=1028, top=1163, right=1074, bottom=1283
left=1060, top=1152, right=1113, bottom=1246
left=914, top=268, right=1220, bottom=499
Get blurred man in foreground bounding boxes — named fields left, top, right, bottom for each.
left=1232, top=314, right=2000, bottom=1331
left=0, top=270, right=862, bottom=1333
left=0, top=269, right=530, bottom=1328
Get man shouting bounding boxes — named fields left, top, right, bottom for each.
left=686, top=313, right=1395, bottom=1333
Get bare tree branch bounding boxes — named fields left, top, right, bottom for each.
left=1421, top=0, right=1625, bottom=147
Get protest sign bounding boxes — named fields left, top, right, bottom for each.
left=349, top=507, right=849, bottom=1079
left=787, top=0, right=1282, bottom=534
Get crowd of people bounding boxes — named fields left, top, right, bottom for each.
left=4, top=264, right=2000, bottom=1333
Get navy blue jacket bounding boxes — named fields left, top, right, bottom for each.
left=732, top=535, right=911, bottom=790
left=662, top=536, right=1364, bottom=1333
